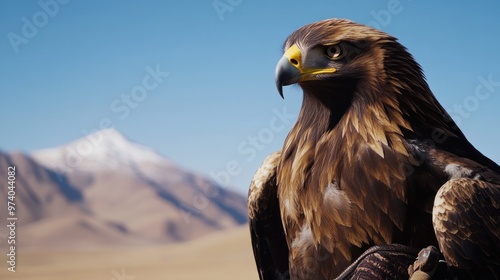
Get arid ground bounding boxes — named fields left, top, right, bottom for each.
left=0, top=225, right=258, bottom=280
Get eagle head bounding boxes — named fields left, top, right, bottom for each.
left=275, top=18, right=401, bottom=98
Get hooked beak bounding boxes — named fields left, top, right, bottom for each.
left=275, top=45, right=302, bottom=98
left=275, top=44, right=337, bottom=98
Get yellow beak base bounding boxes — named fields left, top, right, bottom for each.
left=275, top=44, right=337, bottom=97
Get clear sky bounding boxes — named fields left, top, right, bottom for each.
left=2, top=1, right=500, bottom=194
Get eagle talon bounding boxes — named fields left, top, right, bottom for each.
left=408, top=246, right=441, bottom=280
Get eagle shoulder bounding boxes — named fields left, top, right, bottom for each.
left=433, top=178, right=500, bottom=278
left=248, top=151, right=289, bottom=280
left=409, top=142, right=500, bottom=278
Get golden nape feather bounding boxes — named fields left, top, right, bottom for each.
left=249, top=18, right=500, bottom=279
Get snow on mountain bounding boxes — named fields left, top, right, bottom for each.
left=19, top=128, right=248, bottom=249
left=32, top=128, right=177, bottom=174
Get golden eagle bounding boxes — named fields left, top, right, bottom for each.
left=248, top=19, right=500, bottom=279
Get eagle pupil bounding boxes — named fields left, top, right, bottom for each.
left=326, top=45, right=343, bottom=59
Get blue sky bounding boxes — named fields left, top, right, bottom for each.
left=1, top=1, right=500, bottom=194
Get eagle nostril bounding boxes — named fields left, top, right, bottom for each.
left=290, top=59, right=299, bottom=66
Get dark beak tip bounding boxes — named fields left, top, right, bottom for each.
left=275, top=59, right=285, bottom=99
left=276, top=83, right=284, bottom=99
left=275, top=55, right=300, bottom=99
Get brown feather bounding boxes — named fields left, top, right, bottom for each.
left=250, top=18, right=500, bottom=279
left=277, top=20, right=430, bottom=277
left=248, top=152, right=289, bottom=279
left=433, top=178, right=500, bottom=278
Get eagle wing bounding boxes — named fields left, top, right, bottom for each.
left=420, top=144, right=500, bottom=278
left=248, top=151, right=289, bottom=279
left=433, top=177, right=500, bottom=278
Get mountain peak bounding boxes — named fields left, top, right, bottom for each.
left=32, top=128, right=172, bottom=173
left=98, top=127, right=126, bottom=140
left=89, top=128, right=139, bottom=151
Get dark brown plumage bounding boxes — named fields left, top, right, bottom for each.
left=249, top=18, right=500, bottom=279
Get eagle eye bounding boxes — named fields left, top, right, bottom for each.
left=324, top=44, right=344, bottom=60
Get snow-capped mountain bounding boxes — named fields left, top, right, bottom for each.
left=0, top=129, right=247, bottom=250
left=32, top=128, right=190, bottom=189
left=32, top=128, right=175, bottom=173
